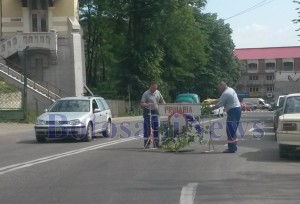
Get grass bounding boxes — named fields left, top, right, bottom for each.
left=0, top=77, right=19, bottom=93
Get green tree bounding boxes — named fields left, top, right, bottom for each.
left=293, top=0, right=300, bottom=38
left=191, top=12, right=244, bottom=100
left=78, top=0, right=243, bottom=102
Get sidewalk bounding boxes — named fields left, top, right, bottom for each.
left=112, top=115, right=168, bottom=122
left=112, top=115, right=143, bottom=122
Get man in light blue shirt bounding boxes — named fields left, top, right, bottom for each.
left=207, top=81, right=241, bottom=153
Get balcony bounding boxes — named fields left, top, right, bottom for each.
left=247, top=68, right=258, bottom=74
left=265, top=68, right=275, bottom=73
left=0, top=30, right=57, bottom=59
left=264, top=80, right=274, bottom=85
left=247, top=81, right=262, bottom=86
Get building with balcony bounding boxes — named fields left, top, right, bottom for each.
left=234, top=46, right=300, bottom=102
left=0, top=0, right=85, bottom=99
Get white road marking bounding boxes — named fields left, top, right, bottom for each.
left=0, top=137, right=137, bottom=176
left=180, top=183, right=199, bottom=204
left=248, top=128, right=255, bottom=132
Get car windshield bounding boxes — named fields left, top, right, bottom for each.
left=49, top=100, right=90, bottom=112
left=284, top=96, right=300, bottom=114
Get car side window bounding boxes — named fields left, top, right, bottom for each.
left=100, top=99, right=109, bottom=110
left=92, top=99, right=99, bottom=111
left=96, top=99, right=105, bottom=110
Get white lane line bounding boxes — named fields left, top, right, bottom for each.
left=0, top=137, right=137, bottom=176
left=248, top=128, right=255, bottom=132
left=180, top=183, right=199, bottom=204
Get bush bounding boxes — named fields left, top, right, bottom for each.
left=160, top=123, right=197, bottom=152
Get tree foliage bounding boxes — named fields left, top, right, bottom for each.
left=293, top=0, right=300, bottom=37
left=79, top=0, right=243, bottom=101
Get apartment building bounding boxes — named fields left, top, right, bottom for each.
left=0, top=0, right=85, bottom=97
left=234, top=46, right=300, bottom=102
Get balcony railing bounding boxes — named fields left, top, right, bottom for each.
left=264, top=80, right=274, bottom=85
left=0, top=30, right=57, bottom=59
left=247, top=81, right=263, bottom=85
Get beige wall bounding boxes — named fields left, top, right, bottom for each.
left=2, top=0, right=23, bottom=18
left=53, top=0, right=76, bottom=17
left=0, top=0, right=78, bottom=35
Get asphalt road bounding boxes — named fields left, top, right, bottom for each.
left=0, top=111, right=300, bottom=204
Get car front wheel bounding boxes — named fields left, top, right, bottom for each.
left=83, top=123, right=93, bottom=142
left=102, top=120, right=112, bottom=138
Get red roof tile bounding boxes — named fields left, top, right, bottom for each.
left=234, top=46, right=300, bottom=60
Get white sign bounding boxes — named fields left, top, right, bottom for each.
left=158, top=103, right=201, bottom=116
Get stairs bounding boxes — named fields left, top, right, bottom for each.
left=0, top=63, right=60, bottom=102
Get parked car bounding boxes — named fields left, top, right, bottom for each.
left=242, top=98, right=272, bottom=110
left=175, top=93, right=200, bottom=104
left=244, top=102, right=257, bottom=110
left=276, top=93, right=300, bottom=158
left=241, top=103, right=250, bottom=111
left=273, top=95, right=287, bottom=135
left=202, top=99, right=224, bottom=117
left=34, top=96, right=112, bottom=142
left=209, top=105, right=224, bottom=117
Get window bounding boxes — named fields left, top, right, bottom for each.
left=283, top=62, right=294, bottom=71
left=92, top=100, right=99, bottom=111
left=266, top=75, right=274, bottom=80
left=249, top=75, right=258, bottom=80
left=248, top=63, right=258, bottom=71
left=266, top=86, right=274, bottom=92
left=100, top=99, right=110, bottom=110
left=30, top=0, right=48, bottom=32
left=266, top=62, right=275, bottom=71
left=249, top=87, right=259, bottom=92
left=96, top=99, right=105, bottom=110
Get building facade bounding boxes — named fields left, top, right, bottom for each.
left=0, top=0, right=85, bottom=97
left=235, top=46, right=300, bottom=102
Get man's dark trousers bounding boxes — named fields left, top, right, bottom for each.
left=143, top=109, right=159, bottom=147
left=226, top=107, right=241, bottom=152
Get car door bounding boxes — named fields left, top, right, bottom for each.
left=96, top=99, right=109, bottom=132
left=92, top=99, right=106, bottom=133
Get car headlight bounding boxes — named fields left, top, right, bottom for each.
left=36, top=120, right=46, bottom=125
left=283, top=122, right=297, bottom=131
left=69, top=119, right=81, bottom=125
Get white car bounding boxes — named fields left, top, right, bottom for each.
left=276, top=93, right=300, bottom=158
left=34, top=96, right=112, bottom=142
left=210, top=105, right=225, bottom=117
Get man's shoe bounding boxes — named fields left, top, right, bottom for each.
left=223, top=149, right=235, bottom=153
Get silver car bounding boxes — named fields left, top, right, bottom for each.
left=34, top=96, right=112, bottom=142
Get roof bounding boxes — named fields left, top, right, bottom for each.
left=234, top=46, right=300, bottom=60
left=58, top=96, right=104, bottom=100
left=175, top=93, right=200, bottom=104
left=286, top=93, right=300, bottom=98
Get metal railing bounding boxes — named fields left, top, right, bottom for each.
left=0, top=63, right=62, bottom=101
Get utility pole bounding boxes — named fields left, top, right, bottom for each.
left=127, top=84, right=132, bottom=111
left=23, top=46, right=29, bottom=120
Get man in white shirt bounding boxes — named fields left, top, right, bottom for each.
left=207, top=81, right=241, bottom=153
